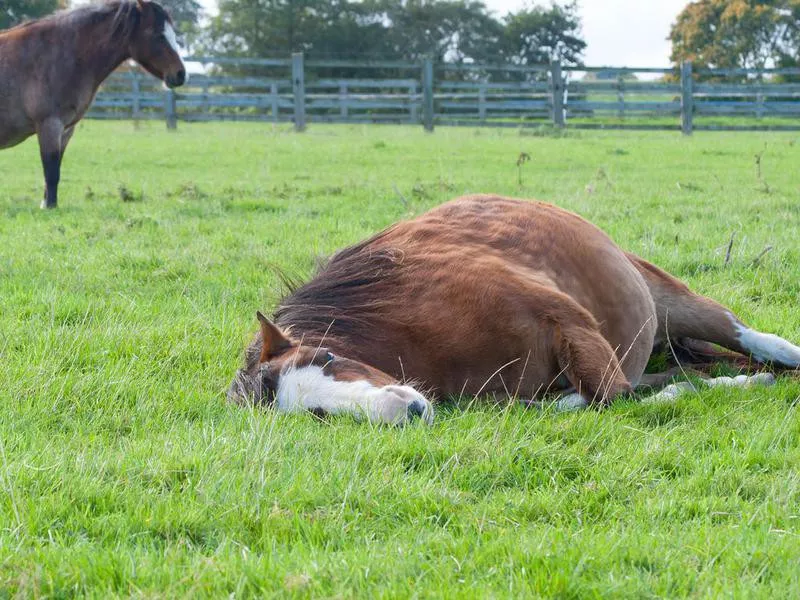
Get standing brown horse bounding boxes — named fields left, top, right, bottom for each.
left=0, top=0, right=186, bottom=208
left=228, top=195, right=800, bottom=425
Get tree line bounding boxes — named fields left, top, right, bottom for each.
left=669, top=0, right=800, bottom=74
left=188, top=0, right=586, bottom=71
left=3, top=0, right=799, bottom=76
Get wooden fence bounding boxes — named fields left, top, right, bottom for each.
left=88, top=55, right=800, bottom=134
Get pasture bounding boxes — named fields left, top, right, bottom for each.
left=2, top=121, right=800, bottom=597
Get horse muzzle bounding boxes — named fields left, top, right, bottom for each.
left=165, top=69, right=186, bottom=88
left=226, top=370, right=260, bottom=406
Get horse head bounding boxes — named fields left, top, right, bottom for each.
left=227, top=312, right=434, bottom=426
left=129, top=0, right=186, bottom=88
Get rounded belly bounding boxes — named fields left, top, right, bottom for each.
left=566, top=252, right=657, bottom=385
left=0, top=126, right=34, bottom=149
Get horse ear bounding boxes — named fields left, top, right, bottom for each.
left=256, top=311, right=292, bottom=362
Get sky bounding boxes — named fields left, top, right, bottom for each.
left=195, top=0, right=690, bottom=68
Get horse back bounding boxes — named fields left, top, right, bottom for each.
left=388, top=194, right=656, bottom=346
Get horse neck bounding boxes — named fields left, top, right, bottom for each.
left=77, top=8, right=135, bottom=87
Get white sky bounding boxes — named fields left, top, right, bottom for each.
left=196, top=0, right=690, bottom=68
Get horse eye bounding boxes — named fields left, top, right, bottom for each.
left=258, top=366, right=278, bottom=403
left=325, top=352, right=335, bottom=362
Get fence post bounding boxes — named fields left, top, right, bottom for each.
left=550, top=60, right=565, bottom=128
left=340, top=83, right=348, bottom=119
left=680, top=60, right=693, bottom=135
left=131, top=72, right=141, bottom=121
left=478, top=84, right=487, bottom=122
left=617, top=74, right=625, bottom=120
left=409, top=83, right=418, bottom=124
left=422, top=57, right=434, bottom=132
left=292, top=52, right=306, bottom=132
left=165, top=89, right=177, bottom=130
left=271, top=82, right=279, bottom=123
left=202, top=79, right=210, bottom=117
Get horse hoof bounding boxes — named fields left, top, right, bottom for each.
left=554, top=393, right=589, bottom=412
left=40, top=200, right=57, bottom=209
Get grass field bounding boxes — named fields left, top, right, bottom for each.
left=2, top=121, right=800, bottom=598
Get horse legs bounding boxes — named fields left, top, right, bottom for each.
left=553, top=322, right=640, bottom=408
left=639, top=372, right=776, bottom=404
left=538, top=330, right=634, bottom=412
left=546, top=367, right=778, bottom=412
left=61, top=125, right=75, bottom=156
left=36, top=118, right=65, bottom=209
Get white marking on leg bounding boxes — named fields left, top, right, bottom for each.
left=553, top=393, right=588, bottom=412
left=705, top=373, right=776, bottom=388
left=641, top=381, right=696, bottom=404
left=275, top=365, right=433, bottom=425
left=729, top=313, right=800, bottom=367
left=642, top=372, right=775, bottom=404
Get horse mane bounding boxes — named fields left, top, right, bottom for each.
left=9, top=1, right=144, bottom=43
left=273, top=224, right=408, bottom=348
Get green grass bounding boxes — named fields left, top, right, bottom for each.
left=2, top=121, right=800, bottom=598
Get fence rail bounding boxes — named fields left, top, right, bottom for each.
left=87, top=55, right=800, bottom=134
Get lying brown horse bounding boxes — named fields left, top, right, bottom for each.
left=228, top=195, right=800, bottom=425
left=0, top=0, right=186, bottom=208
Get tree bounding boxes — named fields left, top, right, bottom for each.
left=1, top=0, right=66, bottom=30
left=503, top=1, right=586, bottom=67
left=200, top=0, right=587, bottom=79
left=377, top=0, right=506, bottom=64
left=204, top=0, right=321, bottom=58
left=204, top=0, right=504, bottom=63
left=669, top=0, right=800, bottom=72
left=295, top=0, right=389, bottom=60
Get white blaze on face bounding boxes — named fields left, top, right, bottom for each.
left=275, top=365, right=433, bottom=425
left=729, top=313, right=800, bottom=367
left=163, top=22, right=187, bottom=76
left=163, top=22, right=181, bottom=54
